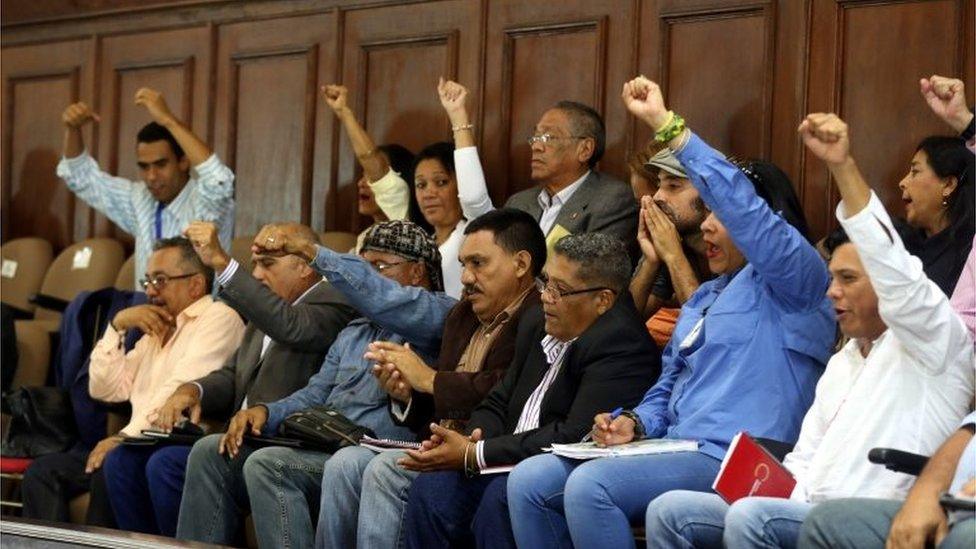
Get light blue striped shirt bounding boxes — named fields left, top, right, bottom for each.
left=57, top=152, right=236, bottom=290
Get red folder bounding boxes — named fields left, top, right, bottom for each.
left=712, top=431, right=796, bottom=504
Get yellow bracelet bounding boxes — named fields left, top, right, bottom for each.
left=655, top=112, right=686, bottom=143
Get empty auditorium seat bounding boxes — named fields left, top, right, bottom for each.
left=28, top=238, right=125, bottom=331
left=0, top=238, right=54, bottom=317
left=114, top=256, right=135, bottom=291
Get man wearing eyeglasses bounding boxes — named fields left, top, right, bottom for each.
left=93, top=221, right=357, bottom=537
left=274, top=208, right=544, bottom=548
left=399, top=232, right=661, bottom=549
left=505, top=101, right=639, bottom=263
left=20, top=238, right=245, bottom=528
left=176, top=220, right=446, bottom=549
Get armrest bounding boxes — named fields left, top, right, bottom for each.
left=28, top=293, right=70, bottom=313
left=868, top=448, right=929, bottom=476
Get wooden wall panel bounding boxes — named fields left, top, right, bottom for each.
left=2, top=0, right=975, bottom=248
left=94, top=26, right=212, bottom=245
left=660, top=4, right=774, bottom=160
left=804, top=0, right=974, bottom=237
left=1, top=39, right=94, bottom=249
left=483, top=0, right=637, bottom=201
left=213, top=13, right=335, bottom=236
left=337, top=0, right=482, bottom=233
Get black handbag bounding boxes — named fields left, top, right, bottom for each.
left=1, top=386, right=79, bottom=457
left=279, top=406, right=375, bottom=454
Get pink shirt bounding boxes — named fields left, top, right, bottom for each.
left=951, top=236, right=976, bottom=340
left=88, top=295, right=245, bottom=436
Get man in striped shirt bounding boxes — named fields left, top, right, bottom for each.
left=57, top=87, right=235, bottom=290
left=397, top=232, right=661, bottom=549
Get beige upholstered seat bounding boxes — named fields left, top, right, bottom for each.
left=0, top=238, right=54, bottom=315
left=114, top=255, right=135, bottom=291
left=31, top=238, right=125, bottom=327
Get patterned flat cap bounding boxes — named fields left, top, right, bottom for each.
left=362, top=220, right=444, bottom=292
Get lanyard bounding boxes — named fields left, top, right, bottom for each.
left=155, top=203, right=165, bottom=240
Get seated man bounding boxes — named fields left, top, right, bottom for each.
left=401, top=232, right=662, bottom=549
left=799, top=412, right=975, bottom=549
left=443, top=84, right=638, bottom=261
left=644, top=109, right=974, bottom=544
left=175, top=221, right=443, bottom=549
left=310, top=208, right=547, bottom=548
left=23, top=237, right=245, bottom=525
left=780, top=113, right=976, bottom=549
left=630, top=146, right=711, bottom=320
left=100, top=221, right=357, bottom=536
left=505, top=77, right=837, bottom=549
left=58, top=89, right=235, bottom=290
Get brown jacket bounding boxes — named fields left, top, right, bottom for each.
left=395, top=290, right=542, bottom=434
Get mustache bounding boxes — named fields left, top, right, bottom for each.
left=462, top=284, right=482, bottom=296
left=653, top=200, right=679, bottom=222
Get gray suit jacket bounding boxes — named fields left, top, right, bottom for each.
left=195, top=268, right=358, bottom=420
left=504, top=170, right=639, bottom=263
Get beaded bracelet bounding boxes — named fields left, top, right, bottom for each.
left=655, top=111, right=686, bottom=143
left=452, top=123, right=474, bottom=132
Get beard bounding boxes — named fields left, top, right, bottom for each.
left=655, top=197, right=707, bottom=236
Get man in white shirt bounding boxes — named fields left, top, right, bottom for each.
left=57, top=88, right=235, bottom=289
left=640, top=112, right=974, bottom=548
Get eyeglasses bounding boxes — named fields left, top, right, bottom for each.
left=534, top=276, right=615, bottom=303
left=527, top=133, right=586, bottom=146
left=139, top=272, right=200, bottom=291
left=369, top=260, right=411, bottom=272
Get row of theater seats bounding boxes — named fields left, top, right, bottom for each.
left=0, top=231, right=358, bottom=528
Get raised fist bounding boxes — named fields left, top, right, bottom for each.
left=134, top=88, right=176, bottom=125
left=920, top=75, right=973, bottom=134
left=798, top=113, right=851, bottom=166
left=322, top=84, right=349, bottom=114
left=62, top=102, right=101, bottom=129
left=621, top=76, right=670, bottom=130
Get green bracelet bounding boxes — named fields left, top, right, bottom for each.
left=655, top=112, right=686, bottom=143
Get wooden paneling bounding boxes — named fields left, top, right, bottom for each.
left=482, top=0, right=637, bottom=200
left=2, top=0, right=975, bottom=247
left=213, top=13, right=336, bottom=236
left=659, top=4, right=774, bottom=160
left=336, top=0, right=482, bottom=232
left=804, top=0, right=974, bottom=237
left=94, top=26, right=213, bottom=244
left=1, top=39, right=94, bottom=249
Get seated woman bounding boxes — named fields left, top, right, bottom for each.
left=897, top=134, right=974, bottom=294
left=505, top=76, right=837, bottom=549
left=322, top=84, right=429, bottom=252
left=411, top=140, right=479, bottom=298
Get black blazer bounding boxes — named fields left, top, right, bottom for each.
left=467, top=294, right=661, bottom=466
left=196, top=269, right=358, bottom=419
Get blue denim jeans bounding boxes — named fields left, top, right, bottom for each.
left=175, top=434, right=328, bottom=549
left=315, top=447, right=419, bottom=549
left=103, top=444, right=191, bottom=536
left=646, top=490, right=812, bottom=548
left=403, top=470, right=513, bottom=549
left=798, top=498, right=976, bottom=549
left=506, top=451, right=721, bottom=549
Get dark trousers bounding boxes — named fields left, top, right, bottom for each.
left=103, top=444, right=191, bottom=536
left=403, top=471, right=515, bottom=549
left=21, top=447, right=116, bottom=527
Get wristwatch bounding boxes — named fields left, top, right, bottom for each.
left=620, top=410, right=646, bottom=440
